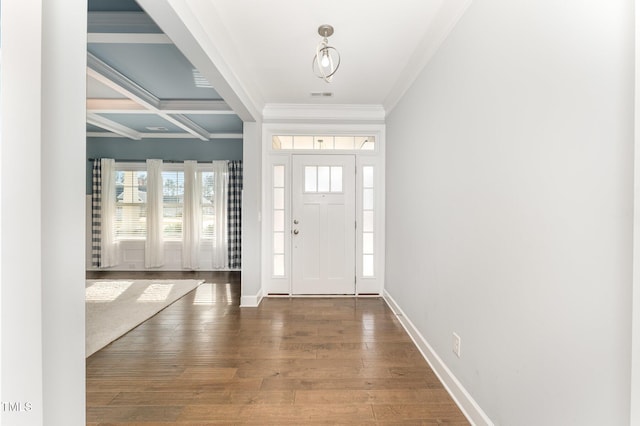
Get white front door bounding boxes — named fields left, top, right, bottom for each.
left=291, top=155, right=356, bottom=295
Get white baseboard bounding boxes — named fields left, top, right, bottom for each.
left=383, top=290, right=493, bottom=426
left=240, top=288, right=263, bottom=307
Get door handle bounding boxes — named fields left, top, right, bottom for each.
left=293, top=229, right=299, bottom=235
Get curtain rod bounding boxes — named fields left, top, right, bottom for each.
left=87, top=159, right=233, bottom=163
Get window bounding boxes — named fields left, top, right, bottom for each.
left=113, top=163, right=220, bottom=242
left=161, top=170, right=184, bottom=240
left=272, top=165, right=286, bottom=276
left=272, top=135, right=375, bottom=150
left=115, top=170, right=147, bottom=240
left=201, top=171, right=215, bottom=240
left=362, top=166, right=375, bottom=277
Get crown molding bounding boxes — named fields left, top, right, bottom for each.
left=262, top=103, right=386, bottom=123
left=384, top=0, right=473, bottom=113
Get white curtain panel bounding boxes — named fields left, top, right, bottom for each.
left=100, top=158, right=119, bottom=267
left=145, top=159, right=164, bottom=267
left=182, top=160, right=201, bottom=269
left=212, top=160, right=229, bottom=269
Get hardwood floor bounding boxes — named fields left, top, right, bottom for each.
left=86, top=272, right=468, bottom=425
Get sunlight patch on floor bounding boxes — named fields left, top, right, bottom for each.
left=193, top=283, right=234, bottom=305
left=362, top=312, right=376, bottom=336
left=137, top=283, right=173, bottom=302
left=86, top=281, right=133, bottom=302
left=226, top=282, right=233, bottom=303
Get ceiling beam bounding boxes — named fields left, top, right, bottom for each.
left=87, top=53, right=159, bottom=109
left=87, top=53, right=211, bottom=140
left=167, top=114, right=210, bottom=141
left=209, top=133, right=242, bottom=139
left=87, top=132, right=243, bottom=140
left=88, top=33, right=172, bottom=44
left=87, top=112, right=142, bottom=140
left=86, top=99, right=146, bottom=112
left=86, top=98, right=235, bottom=115
left=136, top=0, right=260, bottom=122
left=87, top=98, right=235, bottom=115
left=159, top=99, right=234, bottom=114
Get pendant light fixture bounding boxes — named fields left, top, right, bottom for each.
left=312, top=25, right=340, bottom=83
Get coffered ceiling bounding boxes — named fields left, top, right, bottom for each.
left=87, top=0, right=472, bottom=137
left=87, top=0, right=243, bottom=141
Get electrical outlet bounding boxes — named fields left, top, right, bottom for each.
left=453, top=332, right=461, bottom=358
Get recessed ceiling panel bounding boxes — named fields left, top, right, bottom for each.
left=185, top=114, right=243, bottom=133
left=88, top=43, right=222, bottom=100
left=88, top=0, right=142, bottom=12
left=100, top=113, right=187, bottom=133
left=87, top=123, right=109, bottom=133
left=87, top=77, right=128, bottom=99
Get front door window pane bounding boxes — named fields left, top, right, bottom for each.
left=317, top=166, right=330, bottom=192
left=331, top=167, right=343, bottom=192
left=305, top=166, right=317, bottom=192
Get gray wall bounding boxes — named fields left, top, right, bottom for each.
left=385, top=0, right=633, bottom=424
left=86, top=136, right=243, bottom=194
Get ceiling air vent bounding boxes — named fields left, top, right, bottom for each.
left=192, top=69, right=213, bottom=88
left=310, top=92, right=333, bottom=97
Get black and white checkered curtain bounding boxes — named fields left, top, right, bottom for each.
left=91, top=159, right=102, bottom=268
left=227, top=161, right=242, bottom=269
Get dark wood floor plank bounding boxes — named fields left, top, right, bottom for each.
left=294, top=388, right=457, bottom=404
left=85, top=271, right=468, bottom=424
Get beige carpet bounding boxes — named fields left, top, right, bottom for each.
left=85, top=279, right=203, bottom=357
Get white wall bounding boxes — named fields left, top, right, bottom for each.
left=41, top=1, right=87, bottom=423
left=1, top=0, right=86, bottom=425
left=633, top=0, right=640, bottom=422
left=1, top=0, right=44, bottom=423
left=241, top=121, right=263, bottom=305
left=385, top=0, right=634, bottom=424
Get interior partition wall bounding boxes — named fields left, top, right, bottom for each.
left=261, top=123, right=385, bottom=296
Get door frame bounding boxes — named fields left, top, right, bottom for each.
left=261, top=123, right=386, bottom=297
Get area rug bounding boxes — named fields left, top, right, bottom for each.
left=85, top=279, right=203, bottom=357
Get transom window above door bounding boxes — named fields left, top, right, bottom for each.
left=272, top=135, right=375, bottom=150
